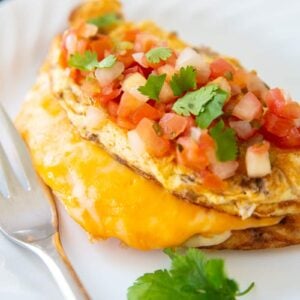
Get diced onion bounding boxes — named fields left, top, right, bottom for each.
left=210, top=161, right=239, bottom=179
left=132, top=52, right=148, bottom=68
left=85, top=106, right=107, bottom=128
left=95, top=62, right=125, bottom=87
left=79, top=23, right=98, bottom=38
left=127, top=129, right=146, bottom=155
left=122, top=72, right=148, bottom=102
left=246, top=142, right=271, bottom=178
left=229, top=120, right=254, bottom=140
left=65, top=33, right=77, bottom=55
left=159, top=82, right=175, bottom=103
left=190, top=127, right=202, bottom=141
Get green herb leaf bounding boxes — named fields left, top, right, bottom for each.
left=146, top=47, right=172, bottom=64
left=138, top=74, right=166, bottom=101
left=98, top=54, right=117, bottom=68
left=172, top=84, right=219, bottom=116
left=68, top=51, right=117, bottom=71
left=68, top=51, right=100, bottom=71
left=88, top=13, right=120, bottom=30
left=170, top=66, right=197, bottom=96
left=209, top=120, right=238, bottom=162
left=196, top=89, right=228, bottom=128
left=127, top=248, right=254, bottom=300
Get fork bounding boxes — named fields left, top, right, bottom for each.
left=0, top=104, right=90, bottom=300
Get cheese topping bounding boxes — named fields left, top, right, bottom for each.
left=16, top=94, right=280, bottom=250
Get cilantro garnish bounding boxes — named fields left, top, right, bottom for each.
left=146, top=47, right=172, bottom=64
left=209, top=120, right=238, bottom=162
left=196, top=89, right=228, bottom=129
left=170, top=66, right=197, bottom=96
left=127, top=248, right=254, bottom=300
left=88, top=13, right=120, bottom=30
left=68, top=51, right=116, bottom=71
left=138, top=74, right=166, bottom=101
left=172, top=84, right=228, bottom=128
left=98, top=54, right=117, bottom=68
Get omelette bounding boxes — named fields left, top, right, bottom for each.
left=16, top=0, right=300, bottom=250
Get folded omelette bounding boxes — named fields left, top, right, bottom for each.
left=16, top=0, right=300, bottom=250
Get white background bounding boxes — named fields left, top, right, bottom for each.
left=0, top=0, right=300, bottom=299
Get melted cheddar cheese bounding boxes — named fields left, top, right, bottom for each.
left=16, top=93, right=280, bottom=250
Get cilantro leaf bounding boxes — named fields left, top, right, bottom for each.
left=172, top=84, right=219, bottom=116
left=127, top=248, right=254, bottom=300
left=98, top=54, right=117, bottom=68
left=68, top=51, right=99, bottom=71
left=196, top=89, right=228, bottom=128
left=88, top=13, right=120, bottom=30
left=170, top=66, right=197, bottom=96
left=209, top=120, right=238, bottom=162
left=138, top=74, right=166, bottom=101
left=68, top=51, right=117, bottom=71
left=146, top=47, right=172, bottom=64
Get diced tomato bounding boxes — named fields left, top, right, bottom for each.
left=263, top=111, right=294, bottom=137
left=232, top=69, right=247, bottom=88
left=198, top=133, right=216, bottom=164
left=117, top=50, right=135, bottom=68
left=136, top=118, right=171, bottom=157
left=182, top=116, right=196, bottom=135
left=116, top=117, right=135, bottom=130
left=229, top=120, right=255, bottom=140
left=176, top=137, right=209, bottom=172
left=95, top=86, right=121, bottom=105
left=123, top=29, right=139, bottom=43
left=131, top=103, right=162, bottom=125
left=232, top=92, right=262, bottom=121
left=69, top=69, right=82, bottom=84
left=107, top=101, right=119, bottom=118
left=265, top=88, right=300, bottom=119
left=210, top=161, right=239, bottom=180
left=210, top=58, right=235, bottom=80
left=89, top=36, right=113, bottom=60
left=117, top=92, right=143, bottom=118
left=202, top=171, right=227, bottom=193
left=159, top=113, right=188, bottom=139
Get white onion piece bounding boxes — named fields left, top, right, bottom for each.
left=159, top=82, right=175, bottom=103
left=132, top=52, right=148, bottom=68
left=246, top=144, right=271, bottom=178
left=95, top=62, right=125, bottom=87
left=85, top=106, right=107, bottom=128
left=246, top=73, right=268, bottom=100
left=127, top=129, right=146, bottom=155
left=176, top=47, right=209, bottom=71
left=79, top=23, right=98, bottom=38
left=65, top=33, right=77, bottom=55
left=122, top=72, right=148, bottom=102
left=210, top=161, right=239, bottom=179
left=190, top=127, right=202, bottom=141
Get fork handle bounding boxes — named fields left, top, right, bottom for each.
left=29, top=233, right=90, bottom=300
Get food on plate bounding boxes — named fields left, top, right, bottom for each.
left=16, top=0, right=300, bottom=250
left=128, top=248, right=254, bottom=299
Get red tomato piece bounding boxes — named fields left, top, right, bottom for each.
left=263, top=111, right=294, bottom=137
left=229, top=120, right=256, bottom=140
left=131, top=103, right=162, bottom=125
left=210, top=58, right=235, bottom=79
left=176, top=137, right=209, bottom=172
left=232, top=92, right=262, bottom=121
left=159, top=113, right=188, bottom=139
left=136, top=118, right=171, bottom=157
left=107, top=101, right=119, bottom=118
left=117, top=92, right=143, bottom=118
left=89, top=36, right=113, bottom=60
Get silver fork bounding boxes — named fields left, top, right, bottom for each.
left=0, top=104, right=90, bottom=300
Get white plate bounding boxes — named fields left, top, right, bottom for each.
left=0, top=0, right=300, bottom=299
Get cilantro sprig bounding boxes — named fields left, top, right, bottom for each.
left=146, top=47, right=172, bottom=64
left=88, top=13, right=121, bottom=31
left=210, top=120, right=238, bottom=162
left=138, top=74, right=166, bottom=101
left=170, top=66, right=197, bottom=97
left=128, top=248, right=254, bottom=300
left=172, top=84, right=228, bottom=128
left=68, top=51, right=116, bottom=71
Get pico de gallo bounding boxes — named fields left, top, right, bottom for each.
left=58, top=13, right=300, bottom=191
